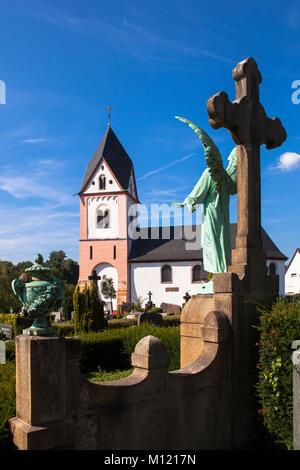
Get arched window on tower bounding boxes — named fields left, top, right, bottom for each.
left=161, top=265, right=172, bottom=283
left=97, top=208, right=110, bottom=228
left=192, top=264, right=202, bottom=282
left=99, top=175, right=106, bottom=190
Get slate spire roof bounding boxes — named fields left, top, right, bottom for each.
left=80, top=126, right=135, bottom=194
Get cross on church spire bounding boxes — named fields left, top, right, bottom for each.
left=107, top=106, right=112, bottom=127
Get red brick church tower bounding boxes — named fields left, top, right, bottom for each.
left=78, top=125, right=139, bottom=309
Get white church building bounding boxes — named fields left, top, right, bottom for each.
left=285, top=249, right=300, bottom=296
left=78, top=125, right=288, bottom=309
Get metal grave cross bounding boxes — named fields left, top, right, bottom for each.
left=148, top=291, right=153, bottom=303
left=88, top=270, right=101, bottom=285
left=207, top=57, right=286, bottom=271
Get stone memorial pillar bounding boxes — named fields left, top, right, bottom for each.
left=10, top=335, right=81, bottom=450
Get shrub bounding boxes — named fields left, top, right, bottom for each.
left=149, top=307, right=163, bottom=314
left=52, top=323, right=75, bottom=337
left=73, top=284, right=105, bottom=334
left=0, top=361, right=16, bottom=450
left=162, top=314, right=181, bottom=327
left=121, top=324, right=180, bottom=371
left=256, top=299, right=300, bottom=450
left=108, top=318, right=137, bottom=329
left=79, top=324, right=180, bottom=373
left=79, top=329, right=128, bottom=372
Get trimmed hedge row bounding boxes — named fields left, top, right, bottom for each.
left=79, top=324, right=180, bottom=373
left=52, top=314, right=181, bottom=337
left=256, top=299, right=300, bottom=450
left=3, top=324, right=180, bottom=374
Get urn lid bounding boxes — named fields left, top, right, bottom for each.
left=25, top=254, right=51, bottom=273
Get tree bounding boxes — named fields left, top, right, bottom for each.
left=62, top=283, right=75, bottom=321
left=61, top=259, right=79, bottom=285
left=0, top=261, right=22, bottom=313
left=101, top=278, right=116, bottom=313
left=89, top=282, right=105, bottom=331
left=73, top=285, right=84, bottom=334
left=73, top=283, right=105, bottom=333
left=46, top=251, right=79, bottom=286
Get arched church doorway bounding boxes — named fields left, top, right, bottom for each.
left=93, top=262, right=118, bottom=312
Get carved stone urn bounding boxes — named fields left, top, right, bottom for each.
left=12, top=254, right=64, bottom=336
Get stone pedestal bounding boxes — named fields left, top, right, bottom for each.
left=180, top=270, right=276, bottom=449
left=10, top=335, right=81, bottom=450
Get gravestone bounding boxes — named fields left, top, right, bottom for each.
left=166, top=304, right=181, bottom=315
left=51, top=311, right=63, bottom=323
left=145, top=291, right=154, bottom=312
left=160, top=302, right=168, bottom=312
left=138, top=311, right=163, bottom=326
left=0, top=324, right=13, bottom=340
left=0, top=340, right=5, bottom=364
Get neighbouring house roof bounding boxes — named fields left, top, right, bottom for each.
left=80, top=126, right=134, bottom=194
left=128, top=223, right=288, bottom=263
left=286, top=248, right=300, bottom=272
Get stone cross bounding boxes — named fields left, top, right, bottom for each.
left=207, top=57, right=286, bottom=274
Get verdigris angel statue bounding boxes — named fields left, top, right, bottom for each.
left=172, top=116, right=237, bottom=292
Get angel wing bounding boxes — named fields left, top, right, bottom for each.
left=175, top=116, right=225, bottom=191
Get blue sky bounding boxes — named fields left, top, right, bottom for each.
left=0, top=0, right=299, bottom=264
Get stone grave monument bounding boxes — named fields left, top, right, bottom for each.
left=181, top=57, right=286, bottom=446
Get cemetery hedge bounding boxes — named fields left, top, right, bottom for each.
left=52, top=314, right=181, bottom=337
left=0, top=360, right=15, bottom=450
left=79, top=324, right=180, bottom=373
left=256, top=299, right=300, bottom=450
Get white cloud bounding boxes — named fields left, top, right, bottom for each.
left=274, top=152, right=300, bottom=171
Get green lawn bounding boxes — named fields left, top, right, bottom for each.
left=85, top=368, right=133, bottom=382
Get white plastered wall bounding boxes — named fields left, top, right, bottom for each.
left=130, top=261, right=204, bottom=308
left=285, top=251, right=300, bottom=295
left=266, top=259, right=286, bottom=297
left=84, top=159, right=120, bottom=194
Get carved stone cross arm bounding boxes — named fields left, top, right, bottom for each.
left=207, top=57, right=286, bottom=149
left=207, top=92, right=286, bottom=149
